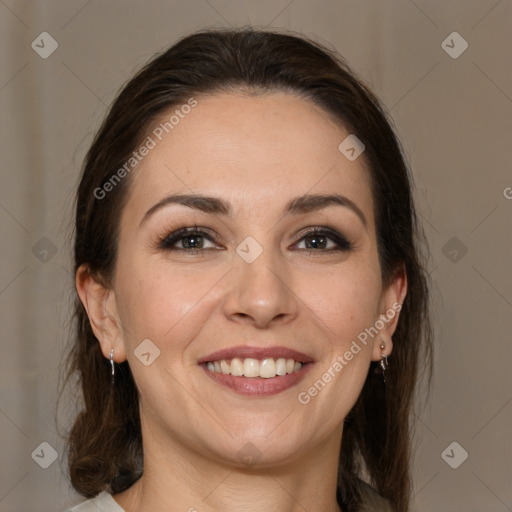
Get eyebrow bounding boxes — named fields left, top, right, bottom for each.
left=139, top=193, right=368, bottom=229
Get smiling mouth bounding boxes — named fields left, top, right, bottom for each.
left=198, top=345, right=314, bottom=396
left=204, top=357, right=305, bottom=378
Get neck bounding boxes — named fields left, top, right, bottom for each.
left=113, top=425, right=343, bottom=512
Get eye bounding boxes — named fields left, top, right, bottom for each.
left=293, top=228, right=352, bottom=252
left=157, top=225, right=352, bottom=254
left=158, top=226, right=219, bottom=252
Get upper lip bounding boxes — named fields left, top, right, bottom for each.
left=197, top=345, right=315, bottom=365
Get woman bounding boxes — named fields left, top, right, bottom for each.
left=62, top=27, right=433, bottom=512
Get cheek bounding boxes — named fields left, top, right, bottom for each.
left=115, top=256, right=224, bottom=348
left=301, top=262, right=382, bottom=344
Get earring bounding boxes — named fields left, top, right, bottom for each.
left=379, top=338, right=388, bottom=384
left=110, top=349, right=115, bottom=384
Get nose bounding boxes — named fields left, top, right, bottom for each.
left=222, top=242, right=299, bottom=329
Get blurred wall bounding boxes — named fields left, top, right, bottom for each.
left=0, top=1, right=510, bottom=510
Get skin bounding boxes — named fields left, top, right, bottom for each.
left=76, top=91, right=407, bottom=512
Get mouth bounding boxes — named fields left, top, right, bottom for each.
left=198, top=345, right=314, bottom=397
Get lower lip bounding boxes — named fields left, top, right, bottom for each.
left=200, top=363, right=314, bottom=397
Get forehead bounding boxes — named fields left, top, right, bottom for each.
left=123, top=91, right=374, bottom=226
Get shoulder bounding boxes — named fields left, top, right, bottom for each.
left=63, top=491, right=125, bottom=512
left=357, top=479, right=396, bottom=512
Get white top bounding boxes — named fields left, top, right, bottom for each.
left=64, top=491, right=125, bottom=512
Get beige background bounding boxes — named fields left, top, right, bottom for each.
left=0, top=1, right=511, bottom=511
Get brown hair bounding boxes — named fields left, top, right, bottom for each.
left=61, top=27, right=433, bottom=512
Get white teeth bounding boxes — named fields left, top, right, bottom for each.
left=205, top=357, right=304, bottom=378
left=260, top=358, right=276, bottom=378
left=230, top=357, right=243, bottom=376
left=276, top=358, right=287, bottom=375
left=220, top=360, right=230, bottom=375
left=243, top=358, right=260, bottom=378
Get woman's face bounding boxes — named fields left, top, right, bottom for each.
left=95, top=92, right=405, bottom=466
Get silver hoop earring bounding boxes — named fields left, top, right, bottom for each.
left=110, top=349, right=115, bottom=384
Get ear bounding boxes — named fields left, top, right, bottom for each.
left=75, top=263, right=127, bottom=363
left=371, top=263, right=407, bottom=361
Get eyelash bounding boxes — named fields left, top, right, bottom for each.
left=157, top=225, right=352, bottom=254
